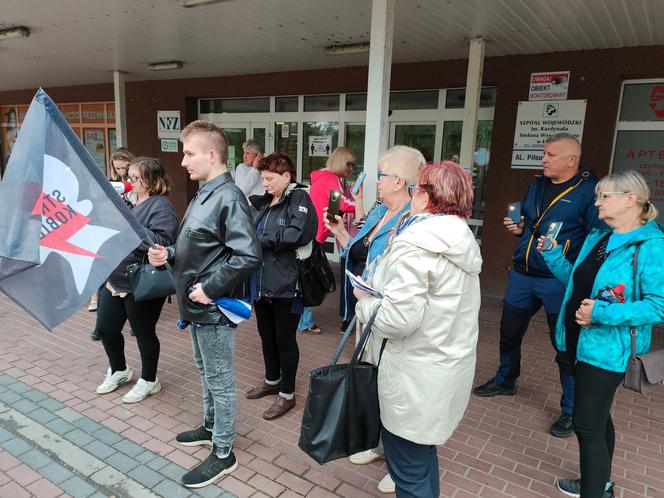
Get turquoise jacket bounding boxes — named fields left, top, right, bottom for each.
left=542, top=220, right=664, bottom=373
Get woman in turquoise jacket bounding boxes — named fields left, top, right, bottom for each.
left=539, top=170, right=664, bottom=498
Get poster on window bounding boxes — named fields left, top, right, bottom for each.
left=84, top=128, right=106, bottom=172
left=308, top=136, right=332, bottom=157
left=2, top=106, right=19, bottom=169
left=511, top=100, right=586, bottom=169
left=612, top=130, right=664, bottom=217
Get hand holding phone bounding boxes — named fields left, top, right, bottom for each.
left=542, top=222, right=563, bottom=251
left=352, top=172, right=367, bottom=195
left=507, top=202, right=522, bottom=224
left=327, top=189, right=341, bottom=223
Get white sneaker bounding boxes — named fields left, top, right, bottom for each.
left=378, top=473, right=395, bottom=494
left=349, top=447, right=385, bottom=465
left=96, top=367, right=134, bottom=394
left=122, top=378, right=161, bottom=403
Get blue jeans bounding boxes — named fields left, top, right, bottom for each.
left=189, top=322, right=237, bottom=452
left=297, top=306, right=315, bottom=330
left=382, top=426, right=439, bottom=498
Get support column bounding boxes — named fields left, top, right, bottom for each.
left=362, top=0, right=395, bottom=208
left=113, top=71, right=128, bottom=149
left=459, top=37, right=485, bottom=173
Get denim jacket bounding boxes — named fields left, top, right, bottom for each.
left=542, top=221, right=664, bottom=372
left=340, top=202, right=411, bottom=319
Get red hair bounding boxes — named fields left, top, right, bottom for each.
left=258, top=152, right=296, bottom=179
left=418, top=161, right=473, bottom=218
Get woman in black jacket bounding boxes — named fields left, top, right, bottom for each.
left=246, top=152, right=317, bottom=420
left=94, top=157, right=178, bottom=403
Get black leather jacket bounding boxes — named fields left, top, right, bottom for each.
left=167, top=172, right=261, bottom=323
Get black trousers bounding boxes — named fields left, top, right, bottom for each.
left=96, top=286, right=166, bottom=382
left=573, top=362, right=624, bottom=498
left=254, top=298, right=300, bottom=394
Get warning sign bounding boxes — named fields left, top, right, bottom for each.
left=529, top=71, right=570, bottom=101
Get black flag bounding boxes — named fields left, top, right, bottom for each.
left=0, top=89, right=147, bottom=330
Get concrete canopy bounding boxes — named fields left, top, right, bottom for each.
left=2, top=0, right=663, bottom=92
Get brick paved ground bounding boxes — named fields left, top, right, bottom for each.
left=0, top=280, right=662, bottom=497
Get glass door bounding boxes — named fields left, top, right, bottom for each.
left=220, top=124, right=249, bottom=174
left=389, top=123, right=437, bottom=162
left=250, top=123, right=270, bottom=154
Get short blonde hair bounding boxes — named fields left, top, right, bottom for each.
left=379, top=145, right=426, bottom=186
left=326, top=147, right=356, bottom=176
left=180, top=120, right=228, bottom=165
left=596, top=170, right=658, bottom=223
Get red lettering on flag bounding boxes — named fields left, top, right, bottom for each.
left=32, top=192, right=100, bottom=258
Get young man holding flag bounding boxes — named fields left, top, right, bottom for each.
left=148, top=120, right=261, bottom=489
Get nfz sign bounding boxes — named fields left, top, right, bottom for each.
left=157, top=111, right=181, bottom=140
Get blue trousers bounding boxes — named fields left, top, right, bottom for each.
left=494, top=269, right=575, bottom=415
left=382, top=427, right=439, bottom=498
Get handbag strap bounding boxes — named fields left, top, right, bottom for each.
left=350, top=306, right=385, bottom=365
left=331, top=315, right=358, bottom=365
left=629, top=244, right=641, bottom=360
left=329, top=305, right=381, bottom=365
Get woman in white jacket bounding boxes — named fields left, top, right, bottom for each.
left=354, top=161, right=482, bottom=497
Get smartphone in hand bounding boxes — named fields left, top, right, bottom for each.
left=542, top=221, right=563, bottom=251
left=351, top=172, right=367, bottom=195
left=327, top=189, right=341, bottom=223
left=507, top=202, right=521, bottom=224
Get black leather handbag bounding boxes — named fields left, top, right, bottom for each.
left=126, top=258, right=175, bottom=302
left=298, top=309, right=386, bottom=464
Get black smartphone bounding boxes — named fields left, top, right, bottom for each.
left=327, top=189, right=341, bottom=223
left=542, top=222, right=563, bottom=251
left=507, top=202, right=522, bottom=224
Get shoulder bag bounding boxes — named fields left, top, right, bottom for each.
left=623, top=244, right=664, bottom=394
left=298, top=309, right=386, bottom=464
left=296, top=241, right=336, bottom=307
left=126, top=256, right=175, bottom=302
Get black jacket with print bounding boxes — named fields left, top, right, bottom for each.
left=250, top=183, right=317, bottom=299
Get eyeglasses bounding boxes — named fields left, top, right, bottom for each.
left=128, top=175, right=142, bottom=182
left=595, top=191, right=628, bottom=202
left=377, top=172, right=399, bottom=180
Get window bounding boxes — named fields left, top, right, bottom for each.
left=304, top=95, right=339, bottom=112
left=346, top=93, right=367, bottom=111
left=389, top=91, right=438, bottom=111
left=445, top=87, right=497, bottom=109
left=301, top=121, right=339, bottom=181
left=612, top=80, right=664, bottom=216
left=200, top=97, right=270, bottom=113
left=275, top=96, right=298, bottom=112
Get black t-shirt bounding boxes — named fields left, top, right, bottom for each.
left=540, top=175, right=579, bottom=214
left=563, top=232, right=611, bottom=363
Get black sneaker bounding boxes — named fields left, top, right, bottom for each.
left=182, top=447, right=237, bottom=488
left=550, top=414, right=574, bottom=438
left=556, top=478, right=614, bottom=497
left=472, top=380, right=517, bottom=397
left=176, top=425, right=212, bottom=447
left=90, top=329, right=101, bottom=341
